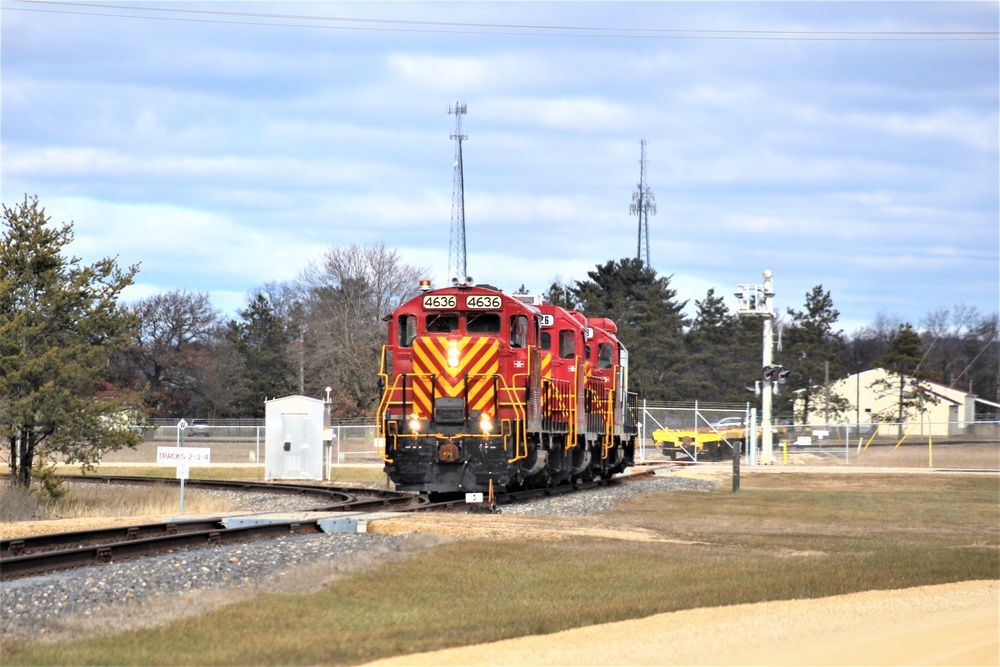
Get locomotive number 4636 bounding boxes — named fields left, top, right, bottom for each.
left=466, top=295, right=502, bottom=309
left=423, top=295, right=456, bottom=309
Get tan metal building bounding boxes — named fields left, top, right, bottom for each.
left=797, top=368, right=978, bottom=437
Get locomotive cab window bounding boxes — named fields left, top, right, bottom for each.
left=397, top=314, right=416, bottom=347
left=559, top=330, right=576, bottom=359
left=540, top=331, right=551, bottom=351
left=598, top=342, right=614, bottom=369
left=466, top=312, right=501, bottom=334
left=426, top=314, right=459, bottom=333
left=510, top=315, right=528, bottom=348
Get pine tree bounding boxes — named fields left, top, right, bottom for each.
left=0, top=196, right=141, bottom=487
left=682, top=288, right=760, bottom=403
left=227, top=293, right=297, bottom=417
left=870, top=323, right=932, bottom=435
left=573, top=258, right=688, bottom=400
left=781, top=285, right=849, bottom=423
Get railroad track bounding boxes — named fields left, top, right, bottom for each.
left=1, top=469, right=665, bottom=580
left=0, top=476, right=426, bottom=581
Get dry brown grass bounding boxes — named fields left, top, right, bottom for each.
left=848, top=443, right=998, bottom=469
left=0, top=482, right=237, bottom=525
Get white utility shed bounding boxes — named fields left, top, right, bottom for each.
left=265, top=395, right=325, bottom=481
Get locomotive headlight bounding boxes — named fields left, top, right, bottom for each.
left=479, top=413, right=493, bottom=434
left=447, top=340, right=460, bottom=369
left=408, top=413, right=421, bottom=433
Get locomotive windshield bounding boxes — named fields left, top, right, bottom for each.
left=426, top=313, right=459, bottom=333
left=466, top=312, right=501, bottom=334
left=559, top=329, right=576, bottom=359
left=598, top=342, right=614, bottom=369
left=398, top=314, right=416, bottom=347
left=509, top=315, right=528, bottom=348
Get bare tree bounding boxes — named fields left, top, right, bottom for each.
left=118, top=290, right=225, bottom=417
left=295, top=244, right=426, bottom=415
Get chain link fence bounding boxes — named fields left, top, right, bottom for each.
left=98, top=419, right=383, bottom=467
left=636, top=400, right=999, bottom=467
left=70, top=412, right=1000, bottom=470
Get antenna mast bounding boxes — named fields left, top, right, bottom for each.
left=448, top=102, right=468, bottom=280
left=630, top=139, right=656, bottom=267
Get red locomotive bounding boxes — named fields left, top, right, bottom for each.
left=377, top=278, right=637, bottom=496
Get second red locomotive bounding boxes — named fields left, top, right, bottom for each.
left=376, top=278, right=638, bottom=495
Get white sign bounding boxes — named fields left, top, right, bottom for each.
left=813, top=429, right=830, bottom=439
left=157, top=446, right=211, bottom=466
left=465, top=492, right=484, bottom=503
left=176, top=464, right=190, bottom=480
left=796, top=436, right=812, bottom=446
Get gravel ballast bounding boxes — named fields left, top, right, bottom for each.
left=1, top=474, right=713, bottom=642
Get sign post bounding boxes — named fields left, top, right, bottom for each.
left=160, top=421, right=210, bottom=513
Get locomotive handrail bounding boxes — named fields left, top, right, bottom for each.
left=601, top=368, right=617, bottom=460
left=375, top=345, right=395, bottom=461
left=491, top=374, right=528, bottom=463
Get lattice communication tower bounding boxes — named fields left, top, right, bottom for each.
left=630, top=139, right=656, bottom=267
left=448, top=102, right=468, bottom=280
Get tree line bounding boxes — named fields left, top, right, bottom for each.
left=3, top=196, right=997, bottom=484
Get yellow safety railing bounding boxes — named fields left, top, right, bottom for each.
left=600, top=368, right=617, bottom=460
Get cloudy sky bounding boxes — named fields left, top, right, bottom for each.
left=2, top=1, right=997, bottom=333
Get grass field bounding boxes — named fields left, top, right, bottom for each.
left=3, top=470, right=997, bottom=666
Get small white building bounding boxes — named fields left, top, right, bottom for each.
left=798, top=368, right=979, bottom=436
left=265, top=395, right=326, bottom=481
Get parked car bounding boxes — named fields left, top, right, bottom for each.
left=711, top=416, right=745, bottom=430
left=187, top=419, right=211, bottom=437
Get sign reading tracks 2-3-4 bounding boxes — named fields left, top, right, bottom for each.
left=157, top=447, right=211, bottom=466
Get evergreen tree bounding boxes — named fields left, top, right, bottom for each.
left=573, top=258, right=688, bottom=400
left=227, top=293, right=297, bottom=417
left=0, top=196, right=141, bottom=487
left=544, top=279, right=578, bottom=310
left=870, top=323, right=932, bottom=434
left=780, top=285, right=849, bottom=423
left=683, top=289, right=761, bottom=403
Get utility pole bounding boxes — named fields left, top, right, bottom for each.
left=630, top=139, right=656, bottom=267
left=448, top=102, right=468, bottom=281
left=736, top=270, right=776, bottom=464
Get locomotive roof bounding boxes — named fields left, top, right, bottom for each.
left=398, top=283, right=540, bottom=315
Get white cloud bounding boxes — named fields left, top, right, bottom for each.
left=50, top=197, right=326, bottom=297
left=386, top=53, right=528, bottom=93
left=844, top=109, right=999, bottom=153
left=487, top=96, right=633, bottom=132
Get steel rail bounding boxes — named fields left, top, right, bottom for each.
left=2, top=519, right=227, bottom=556
left=1, top=493, right=427, bottom=581
left=0, top=520, right=325, bottom=580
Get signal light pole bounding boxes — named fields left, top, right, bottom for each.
left=736, top=269, right=776, bottom=464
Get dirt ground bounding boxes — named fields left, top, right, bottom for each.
left=362, top=580, right=999, bottom=666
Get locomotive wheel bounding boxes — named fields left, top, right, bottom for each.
left=438, top=443, right=460, bottom=463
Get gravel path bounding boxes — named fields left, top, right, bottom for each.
left=1, top=476, right=705, bottom=643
